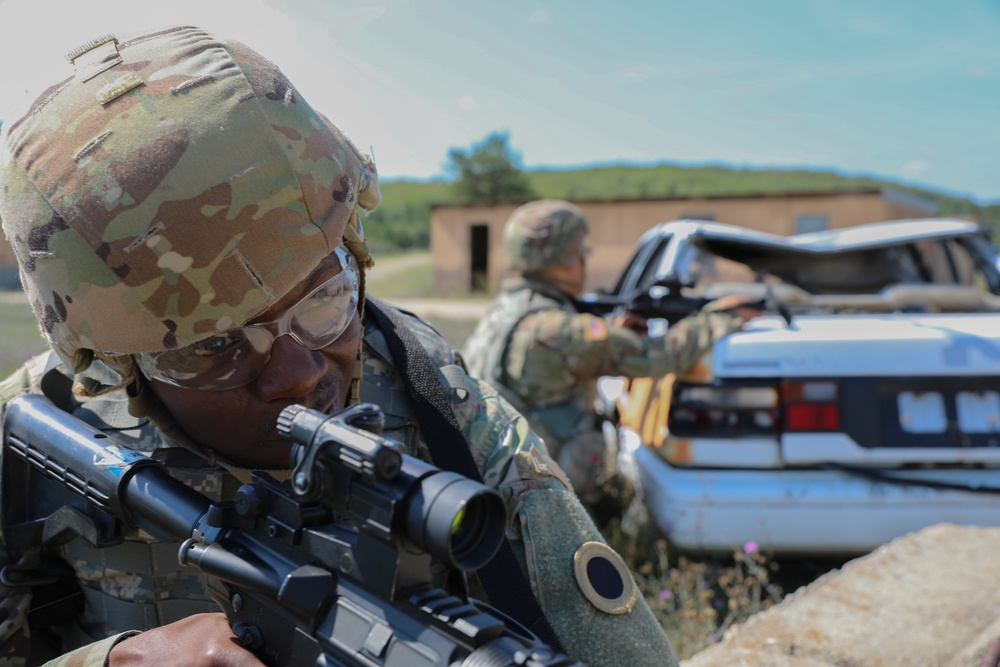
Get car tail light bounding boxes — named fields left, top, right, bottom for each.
left=668, top=382, right=779, bottom=437
left=781, top=380, right=841, bottom=432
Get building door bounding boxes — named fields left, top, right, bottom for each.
left=470, top=224, right=489, bottom=292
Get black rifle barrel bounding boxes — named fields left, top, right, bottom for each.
left=3, top=393, right=210, bottom=542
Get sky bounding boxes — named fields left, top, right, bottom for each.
left=0, top=0, right=997, bottom=204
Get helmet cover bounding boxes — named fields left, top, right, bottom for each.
left=0, top=25, right=380, bottom=372
left=504, top=199, right=588, bottom=273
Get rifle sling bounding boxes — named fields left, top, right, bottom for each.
left=364, top=298, right=565, bottom=653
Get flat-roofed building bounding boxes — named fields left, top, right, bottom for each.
left=430, top=188, right=941, bottom=294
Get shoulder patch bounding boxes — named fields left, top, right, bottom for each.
left=572, top=541, right=637, bottom=614
left=582, top=314, right=608, bottom=342
left=512, top=449, right=573, bottom=490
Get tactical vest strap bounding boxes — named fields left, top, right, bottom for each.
left=465, top=293, right=573, bottom=447
left=364, top=298, right=566, bottom=654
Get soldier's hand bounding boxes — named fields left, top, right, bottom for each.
left=613, top=311, right=649, bottom=335
left=109, top=613, right=264, bottom=666
left=704, top=294, right=764, bottom=323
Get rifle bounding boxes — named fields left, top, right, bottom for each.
left=577, top=280, right=779, bottom=325
left=1, top=394, right=581, bottom=667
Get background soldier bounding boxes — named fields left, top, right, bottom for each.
left=0, top=27, right=678, bottom=666
left=462, top=199, right=761, bottom=508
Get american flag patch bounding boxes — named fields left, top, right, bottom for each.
left=584, top=315, right=608, bottom=342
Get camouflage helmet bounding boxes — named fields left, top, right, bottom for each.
left=0, top=25, right=380, bottom=374
left=504, top=199, right=589, bottom=273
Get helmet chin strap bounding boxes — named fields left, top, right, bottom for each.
left=344, top=214, right=375, bottom=409
left=546, top=276, right=584, bottom=296
left=350, top=264, right=369, bottom=407
left=527, top=267, right=584, bottom=297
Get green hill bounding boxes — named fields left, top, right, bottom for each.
left=364, top=164, right=1000, bottom=252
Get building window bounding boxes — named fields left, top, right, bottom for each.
left=795, top=214, right=828, bottom=234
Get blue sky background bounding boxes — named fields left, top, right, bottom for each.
left=1, top=0, right=997, bottom=203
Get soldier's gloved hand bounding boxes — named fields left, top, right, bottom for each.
left=613, top=311, right=649, bottom=335
left=703, top=294, right=764, bottom=323
left=109, top=612, right=265, bottom=666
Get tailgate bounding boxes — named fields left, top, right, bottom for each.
left=714, top=314, right=1000, bottom=466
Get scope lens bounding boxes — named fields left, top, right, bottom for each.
left=448, top=495, right=498, bottom=566
left=451, top=506, right=466, bottom=536
left=409, top=472, right=506, bottom=571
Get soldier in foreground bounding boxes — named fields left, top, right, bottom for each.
left=0, top=26, right=678, bottom=667
left=462, top=200, right=761, bottom=506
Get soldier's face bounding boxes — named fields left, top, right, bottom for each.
left=146, top=253, right=363, bottom=469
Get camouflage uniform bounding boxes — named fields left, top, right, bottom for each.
left=462, top=201, right=745, bottom=502
left=0, top=26, right=680, bottom=667
left=0, top=308, right=681, bottom=667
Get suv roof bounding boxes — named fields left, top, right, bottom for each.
left=631, top=217, right=999, bottom=298
left=642, top=217, right=986, bottom=261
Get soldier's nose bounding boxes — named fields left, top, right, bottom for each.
left=254, top=334, right=326, bottom=401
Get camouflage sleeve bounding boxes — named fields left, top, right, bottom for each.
left=518, top=308, right=744, bottom=382
left=36, top=632, right=140, bottom=667
left=452, top=375, right=680, bottom=667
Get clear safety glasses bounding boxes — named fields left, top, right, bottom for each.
left=136, top=246, right=359, bottom=391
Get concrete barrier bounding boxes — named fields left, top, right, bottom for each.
left=683, top=524, right=1000, bottom=667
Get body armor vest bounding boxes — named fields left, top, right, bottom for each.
left=461, top=280, right=594, bottom=457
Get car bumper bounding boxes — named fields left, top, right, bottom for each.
left=621, top=428, right=1000, bottom=555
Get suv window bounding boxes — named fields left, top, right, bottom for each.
left=909, top=237, right=995, bottom=291
left=612, top=233, right=672, bottom=295
left=677, top=243, right=761, bottom=293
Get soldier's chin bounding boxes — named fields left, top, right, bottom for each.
left=234, top=439, right=294, bottom=470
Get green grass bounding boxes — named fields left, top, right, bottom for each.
left=421, top=318, right=479, bottom=351
left=0, top=293, right=48, bottom=379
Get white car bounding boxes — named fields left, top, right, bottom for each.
left=595, top=218, right=1000, bottom=554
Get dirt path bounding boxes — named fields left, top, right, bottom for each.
left=387, top=298, right=488, bottom=321
left=368, top=251, right=490, bottom=321
left=368, top=252, right=432, bottom=278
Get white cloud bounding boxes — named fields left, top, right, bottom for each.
left=529, top=9, right=551, bottom=24
left=901, top=160, right=931, bottom=177
left=844, top=17, right=891, bottom=36
left=458, top=95, right=477, bottom=111
left=616, top=66, right=658, bottom=84
left=966, top=62, right=991, bottom=78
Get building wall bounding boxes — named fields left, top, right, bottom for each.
left=0, top=190, right=939, bottom=294
left=430, top=191, right=939, bottom=294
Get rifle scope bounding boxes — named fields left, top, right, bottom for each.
left=279, top=404, right=507, bottom=572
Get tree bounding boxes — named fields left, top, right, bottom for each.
left=446, top=132, right=536, bottom=204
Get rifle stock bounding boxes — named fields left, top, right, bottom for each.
left=578, top=280, right=775, bottom=325
left=2, top=394, right=581, bottom=667
left=576, top=281, right=713, bottom=324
